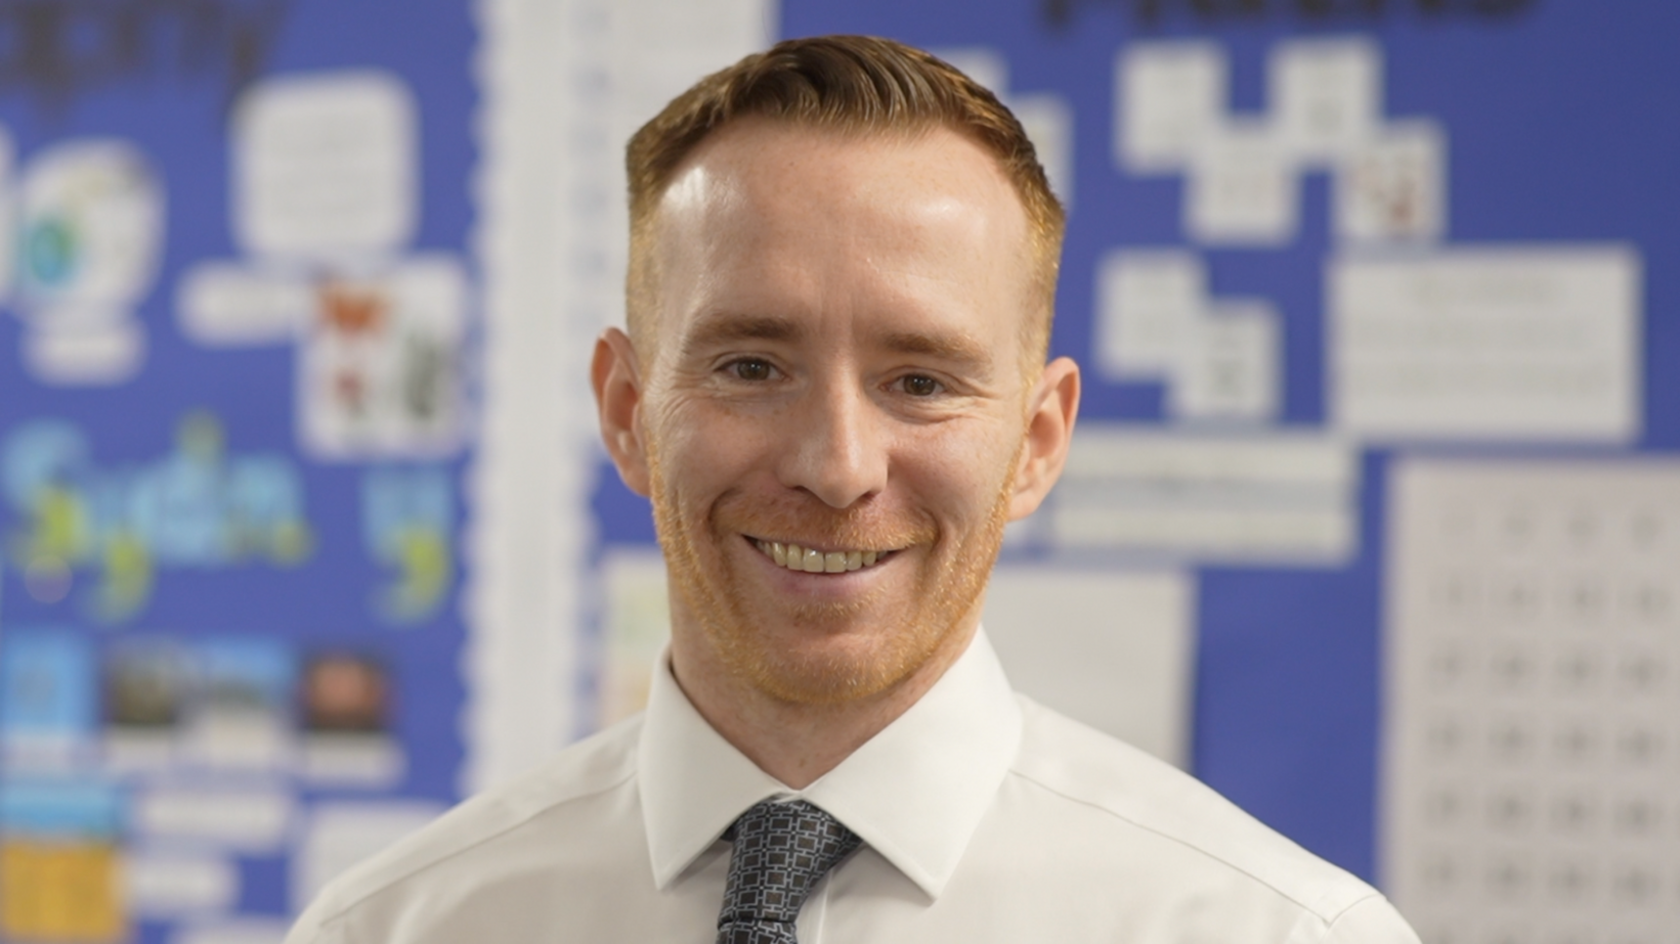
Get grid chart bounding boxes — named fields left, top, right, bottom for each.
left=1385, top=460, right=1680, bottom=944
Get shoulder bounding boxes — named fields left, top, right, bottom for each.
left=285, top=715, right=643, bottom=943
left=1006, top=696, right=1417, bottom=940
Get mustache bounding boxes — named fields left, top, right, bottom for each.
left=713, top=490, right=936, bottom=550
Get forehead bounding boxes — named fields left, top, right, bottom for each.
left=658, top=117, right=1025, bottom=240
left=647, top=120, right=1035, bottom=350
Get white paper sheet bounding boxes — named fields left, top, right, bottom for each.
left=598, top=549, right=672, bottom=726
left=180, top=711, right=292, bottom=773
left=1384, top=458, right=1680, bottom=942
left=104, top=729, right=177, bottom=774
left=1050, top=424, right=1358, bottom=565
left=1115, top=41, right=1228, bottom=174
left=290, top=801, right=445, bottom=914
left=171, top=920, right=289, bottom=944
left=176, top=262, right=312, bottom=346
left=1093, top=249, right=1207, bottom=381
left=1186, top=120, right=1298, bottom=246
left=4, top=729, right=95, bottom=775
left=24, top=316, right=146, bottom=386
left=1334, top=120, right=1446, bottom=245
left=1269, top=38, right=1383, bottom=164
left=133, top=785, right=293, bottom=851
left=1169, top=300, right=1280, bottom=424
left=124, top=850, right=238, bottom=916
left=234, top=71, right=417, bottom=260
left=984, top=566, right=1195, bottom=768
left=1329, top=246, right=1642, bottom=442
left=300, top=733, right=406, bottom=787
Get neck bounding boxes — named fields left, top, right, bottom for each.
left=669, top=620, right=978, bottom=789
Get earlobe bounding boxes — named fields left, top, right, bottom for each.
left=1007, top=357, right=1081, bottom=521
left=591, top=328, right=653, bottom=497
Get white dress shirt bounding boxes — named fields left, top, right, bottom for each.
left=286, top=631, right=1420, bottom=943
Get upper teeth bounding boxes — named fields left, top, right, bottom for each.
left=754, top=540, right=882, bottom=574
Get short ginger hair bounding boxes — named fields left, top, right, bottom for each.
left=624, top=34, right=1066, bottom=364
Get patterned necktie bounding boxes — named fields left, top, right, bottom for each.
left=716, top=799, right=862, bottom=944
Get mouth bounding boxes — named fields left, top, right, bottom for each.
left=748, top=537, right=899, bottom=574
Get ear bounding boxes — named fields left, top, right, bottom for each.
left=591, top=327, right=652, bottom=497
left=1008, top=356, right=1080, bottom=521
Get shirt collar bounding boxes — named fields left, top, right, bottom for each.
left=637, top=629, right=1022, bottom=900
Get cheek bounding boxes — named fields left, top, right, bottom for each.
left=892, top=422, right=1021, bottom=522
left=648, top=398, right=770, bottom=496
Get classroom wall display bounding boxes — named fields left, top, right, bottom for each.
left=6, top=0, right=1679, bottom=940
left=0, top=2, right=470, bottom=941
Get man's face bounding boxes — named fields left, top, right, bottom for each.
left=621, top=120, right=1054, bottom=706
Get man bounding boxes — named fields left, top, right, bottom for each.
left=287, top=35, right=1419, bottom=943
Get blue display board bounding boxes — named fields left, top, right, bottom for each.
left=776, top=0, right=1680, bottom=884
left=4, top=0, right=1676, bottom=938
left=0, top=2, right=475, bottom=940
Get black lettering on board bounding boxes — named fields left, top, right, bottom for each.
left=1042, top=0, right=1539, bottom=28
left=0, top=0, right=290, bottom=114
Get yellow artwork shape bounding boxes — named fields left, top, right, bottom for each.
left=379, top=525, right=450, bottom=621
left=0, top=840, right=126, bottom=942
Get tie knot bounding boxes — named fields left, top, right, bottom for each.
left=717, top=799, right=861, bottom=942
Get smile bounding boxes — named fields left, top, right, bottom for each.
left=750, top=539, right=895, bottom=574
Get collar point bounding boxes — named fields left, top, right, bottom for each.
left=891, top=860, right=950, bottom=903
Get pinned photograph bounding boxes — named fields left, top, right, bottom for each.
left=0, top=631, right=97, bottom=772
left=297, top=256, right=468, bottom=460
left=104, top=634, right=186, bottom=722
left=181, top=638, right=296, bottom=773
left=299, top=652, right=403, bottom=787
left=102, top=639, right=186, bottom=772
left=301, top=652, right=389, bottom=735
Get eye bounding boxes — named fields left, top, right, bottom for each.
left=900, top=374, right=942, bottom=397
left=726, top=358, right=775, bottom=381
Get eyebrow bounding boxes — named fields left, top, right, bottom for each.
left=681, top=314, right=805, bottom=355
left=877, top=329, right=991, bottom=374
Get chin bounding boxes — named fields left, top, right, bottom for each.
left=735, top=635, right=927, bottom=706
left=710, top=602, right=968, bottom=707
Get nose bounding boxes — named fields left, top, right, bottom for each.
left=777, top=377, right=888, bottom=509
